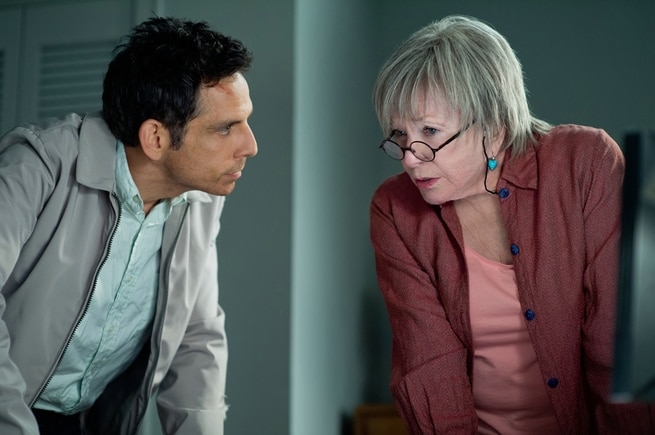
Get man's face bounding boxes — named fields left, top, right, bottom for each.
left=161, top=72, right=257, bottom=197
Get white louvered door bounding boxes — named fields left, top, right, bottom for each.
left=6, top=0, right=132, bottom=127
left=37, top=39, right=118, bottom=120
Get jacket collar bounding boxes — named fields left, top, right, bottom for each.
left=500, top=142, right=539, bottom=190
left=76, top=113, right=116, bottom=192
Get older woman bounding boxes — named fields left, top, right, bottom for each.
left=370, top=15, right=654, bottom=434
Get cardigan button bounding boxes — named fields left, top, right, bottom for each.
left=510, top=244, right=520, bottom=255
left=547, top=377, right=559, bottom=388
left=524, top=309, right=535, bottom=321
left=498, top=188, right=510, bottom=199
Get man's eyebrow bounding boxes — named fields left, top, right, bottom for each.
left=206, top=108, right=253, bottom=131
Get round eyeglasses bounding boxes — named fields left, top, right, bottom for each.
left=379, top=129, right=462, bottom=162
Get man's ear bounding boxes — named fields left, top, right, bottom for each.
left=138, top=119, right=171, bottom=161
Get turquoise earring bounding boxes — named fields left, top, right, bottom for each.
left=487, top=155, right=498, bottom=171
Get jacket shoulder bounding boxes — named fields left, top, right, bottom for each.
left=533, top=124, right=624, bottom=177
left=540, top=124, right=622, bottom=157
left=0, top=113, right=87, bottom=164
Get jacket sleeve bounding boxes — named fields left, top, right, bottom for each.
left=581, top=130, right=655, bottom=433
left=370, top=186, right=477, bottom=435
left=156, top=197, right=228, bottom=435
left=0, top=129, right=55, bottom=434
left=0, top=299, right=42, bottom=434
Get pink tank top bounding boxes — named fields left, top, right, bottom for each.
left=466, top=245, right=559, bottom=434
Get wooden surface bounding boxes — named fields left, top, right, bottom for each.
left=353, top=404, right=409, bottom=435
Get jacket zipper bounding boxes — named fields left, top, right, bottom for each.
left=30, top=192, right=122, bottom=407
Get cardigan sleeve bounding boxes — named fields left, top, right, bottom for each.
left=580, top=129, right=655, bottom=433
left=370, top=182, right=477, bottom=435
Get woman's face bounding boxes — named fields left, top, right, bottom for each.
left=390, top=93, right=490, bottom=205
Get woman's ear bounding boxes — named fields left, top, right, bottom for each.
left=137, top=119, right=171, bottom=161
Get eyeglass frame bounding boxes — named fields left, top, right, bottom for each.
left=379, top=129, right=463, bottom=162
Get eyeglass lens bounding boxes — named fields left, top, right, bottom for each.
left=381, top=140, right=435, bottom=161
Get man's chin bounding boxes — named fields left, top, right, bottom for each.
left=209, top=182, right=237, bottom=197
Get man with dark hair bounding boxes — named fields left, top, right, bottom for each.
left=0, top=16, right=257, bottom=435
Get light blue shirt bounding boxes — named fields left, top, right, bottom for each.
left=35, top=142, right=186, bottom=414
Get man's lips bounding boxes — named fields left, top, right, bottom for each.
left=227, top=167, right=244, bottom=179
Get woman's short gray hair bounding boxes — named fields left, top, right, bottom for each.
left=373, top=15, right=551, bottom=155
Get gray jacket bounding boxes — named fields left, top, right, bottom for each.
left=0, top=113, right=228, bottom=435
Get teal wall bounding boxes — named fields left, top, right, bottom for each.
left=291, top=0, right=385, bottom=434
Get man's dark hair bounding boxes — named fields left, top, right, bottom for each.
left=102, top=16, right=253, bottom=149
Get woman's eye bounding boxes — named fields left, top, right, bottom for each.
left=424, top=127, right=438, bottom=135
left=390, top=129, right=407, bottom=146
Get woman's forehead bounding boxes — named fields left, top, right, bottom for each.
left=390, top=92, right=458, bottom=126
